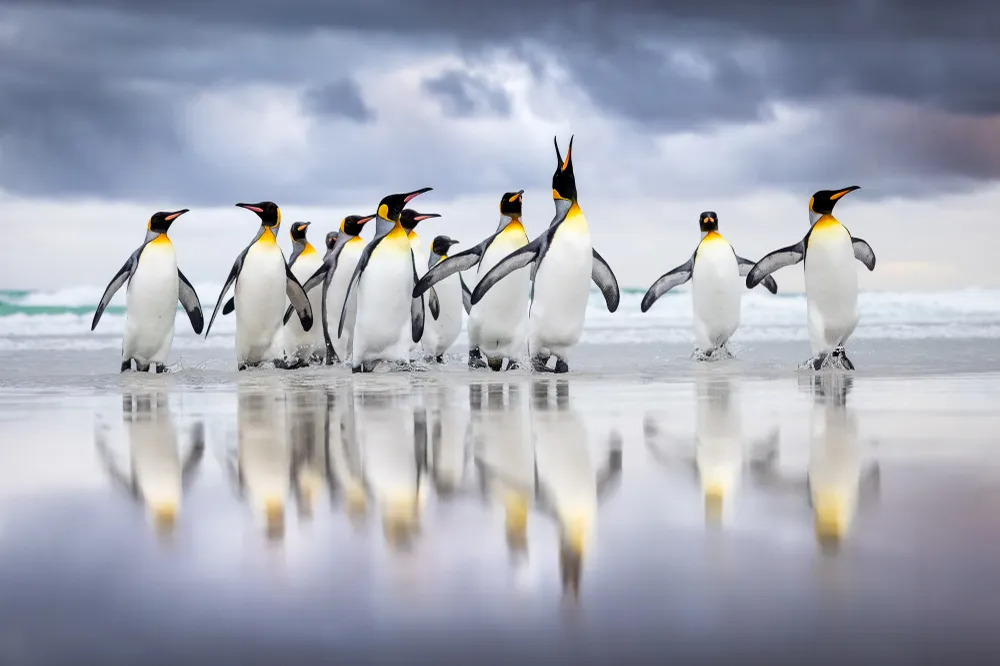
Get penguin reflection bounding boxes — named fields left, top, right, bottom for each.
left=287, top=387, right=327, bottom=521
left=472, top=382, right=535, bottom=562
left=354, top=382, right=428, bottom=550
left=644, top=374, right=779, bottom=525
left=226, top=383, right=291, bottom=540
left=323, top=385, right=368, bottom=527
left=424, top=380, right=472, bottom=500
left=95, top=391, right=205, bottom=534
left=531, top=379, right=623, bottom=598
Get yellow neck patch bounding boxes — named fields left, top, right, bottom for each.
left=700, top=230, right=726, bottom=245
left=257, top=227, right=278, bottom=245
left=813, top=214, right=841, bottom=230
left=501, top=219, right=525, bottom=237
left=347, top=235, right=363, bottom=246
left=301, top=243, right=317, bottom=256
left=149, top=232, right=172, bottom=246
left=387, top=221, right=407, bottom=241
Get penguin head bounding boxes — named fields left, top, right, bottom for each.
left=809, top=186, right=860, bottom=217
left=377, top=188, right=433, bottom=223
left=147, top=209, right=189, bottom=234
left=430, top=235, right=460, bottom=257
left=699, top=211, right=719, bottom=234
left=289, top=221, right=311, bottom=244
left=236, top=201, right=281, bottom=228
left=552, top=135, right=578, bottom=202
left=325, top=231, right=339, bottom=249
left=400, top=209, right=441, bottom=232
left=500, top=190, right=524, bottom=218
left=340, top=213, right=375, bottom=236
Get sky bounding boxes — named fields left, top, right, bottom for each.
left=1, top=0, right=999, bottom=293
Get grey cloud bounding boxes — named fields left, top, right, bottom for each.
left=303, top=79, right=375, bottom=122
left=422, top=70, right=511, bottom=118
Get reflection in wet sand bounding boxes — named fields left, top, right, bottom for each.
left=287, top=387, right=327, bottom=521
left=644, top=372, right=779, bottom=525
left=324, top=384, right=368, bottom=527
left=94, top=390, right=204, bottom=534
left=425, top=380, right=472, bottom=499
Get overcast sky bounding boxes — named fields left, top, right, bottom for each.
left=2, top=0, right=999, bottom=293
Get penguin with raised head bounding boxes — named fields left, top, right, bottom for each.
left=413, top=191, right=530, bottom=371
left=641, top=212, right=779, bottom=360
left=746, top=187, right=875, bottom=370
left=394, top=208, right=442, bottom=357
left=340, top=188, right=433, bottom=373
left=91, top=209, right=203, bottom=373
left=421, top=236, right=463, bottom=362
left=469, top=137, right=621, bottom=373
left=282, top=221, right=325, bottom=368
left=204, top=201, right=314, bottom=371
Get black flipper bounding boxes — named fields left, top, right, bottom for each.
left=428, top=287, right=441, bottom=320
left=91, top=247, right=142, bottom=330
left=470, top=236, right=546, bottom=306
left=640, top=257, right=694, bottom=313
left=736, top=255, right=779, bottom=294
left=222, top=297, right=235, bottom=316
left=412, top=236, right=496, bottom=298
left=284, top=263, right=314, bottom=331
left=181, top=422, right=206, bottom=491
left=283, top=247, right=343, bottom=323
left=591, top=248, right=620, bottom=312
left=321, top=266, right=338, bottom=364
left=177, top=269, right=204, bottom=334
left=339, top=236, right=384, bottom=338
left=460, top=275, right=473, bottom=314
left=851, top=237, right=876, bottom=271
left=411, top=251, right=425, bottom=344
left=746, top=239, right=806, bottom=289
left=206, top=228, right=263, bottom=337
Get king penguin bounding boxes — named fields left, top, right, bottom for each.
left=394, top=208, right=442, bottom=357
left=91, top=209, right=204, bottom=373
left=469, top=137, right=621, bottom=373
left=413, top=191, right=531, bottom=371
left=421, top=235, right=463, bottom=362
left=204, top=201, right=314, bottom=371
left=340, top=188, right=433, bottom=373
left=745, top=187, right=876, bottom=370
left=640, top=212, right=778, bottom=360
left=282, top=221, right=325, bottom=368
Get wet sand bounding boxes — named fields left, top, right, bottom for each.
left=2, top=357, right=1000, bottom=664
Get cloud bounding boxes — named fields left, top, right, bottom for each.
left=303, top=78, right=375, bottom=122
left=422, top=69, right=511, bottom=118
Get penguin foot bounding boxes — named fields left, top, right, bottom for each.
left=531, top=354, right=569, bottom=373
left=435, top=355, right=445, bottom=364
left=487, top=356, right=504, bottom=372
left=154, top=363, right=168, bottom=374
left=554, top=358, right=569, bottom=373
left=831, top=347, right=855, bottom=371
left=352, top=360, right=380, bottom=374
left=468, top=348, right=487, bottom=369
left=506, top=358, right=521, bottom=371
left=136, top=362, right=150, bottom=372
left=325, top=346, right=340, bottom=366
left=120, top=360, right=132, bottom=373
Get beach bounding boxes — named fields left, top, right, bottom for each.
left=2, top=288, right=1000, bottom=663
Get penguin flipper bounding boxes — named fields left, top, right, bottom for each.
left=640, top=258, right=693, bottom=313
left=321, top=268, right=336, bottom=362
left=181, top=422, right=206, bottom=491
left=736, top=256, right=779, bottom=294
left=427, top=287, right=441, bottom=320
left=745, top=241, right=805, bottom=289
left=223, top=297, right=235, bottom=316
left=284, top=256, right=338, bottom=324
left=459, top=275, right=473, bottom=314
left=339, top=239, right=380, bottom=337
left=411, top=252, right=425, bottom=343
left=284, top=264, right=314, bottom=331
left=470, top=238, right=543, bottom=306
left=591, top=248, right=621, bottom=312
left=176, top=269, right=205, bottom=334
left=206, top=234, right=259, bottom=337
left=412, top=239, right=493, bottom=298
left=91, top=249, right=140, bottom=330
left=851, top=237, right=876, bottom=271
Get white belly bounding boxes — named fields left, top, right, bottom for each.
left=284, top=251, right=324, bottom=361
left=422, top=271, right=464, bottom=357
left=238, top=389, right=291, bottom=521
left=528, top=223, right=593, bottom=357
left=694, top=380, right=744, bottom=501
left=235, top=241, right=288, bottom=366
left=469, top=233, right=530, bottom=359
left=804, top=224, right=859, bottom=353
left=124, top=242, right=178, bottom=365
left=691, top=240, right=742, bottom=350
left=326, top=243, right=363, bottom=363
left=533, top=407, right=598, bottom=546
left=129, top=414, right=182, bottom=511
left=809, top=402, right=863, bottom=537
left=357, top=398, right=420, bottom=508
left=353, top=237, right=414, bottom=364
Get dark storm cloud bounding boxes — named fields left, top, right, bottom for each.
left=1, top=0, right=999, bottom=203
left=422, top=70, right=511, bottom=118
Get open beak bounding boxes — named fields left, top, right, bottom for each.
left=235, top=203, right=263, bottom=214
left=164, top=209, right=189, bottom=222
left=555, top=135, right=574, bottom=172
left=830, top=185, right=860, bottom=201
left=403, top=187, right=433, bottom=203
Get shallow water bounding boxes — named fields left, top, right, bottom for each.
left=1, top=363, right=1000, bottom=663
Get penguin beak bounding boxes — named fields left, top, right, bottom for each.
left=403, top=187, right=433, bottom=203
left=164, top=209, right=189, bottom=222
left=358, top=214, right=376, bottom=224
left=412, top=213, right=442, bottom=222
left=235, top=203, right=264, bottom=214
left=829, top=186, right=860, bottom=201
left=448, top=238, right=460, bottom=247
left=555, top=135, right=574, bottom=172
left=508, top=190, right=524, bottom=203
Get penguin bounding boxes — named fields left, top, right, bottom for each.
left=640, top=212, right=779, bottom=360
left=421, top=236, right=464, bottom=362
left=94, top=391, right=205, bottom=534
left=469, top=137, right=621, bottom=373
left=413, top=191, right=531, bottom=371
left=286, top=215, right=376, bottom=366
left=339, top=188, right=433, bottom=373
left=287, top=387, right=327, bottom=520
left=91, top=209, right=203, bottom=373
left=394, top=208, right=442, bottom=357
left=423, top=380, right=471, bottom=498
left=745, top=187, right=876, bottom=371
left=282, top=221, right=325, bottom=369
left=204, top=201, right=314, bottom=371
left=323, top=385, right=369, bottom=528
